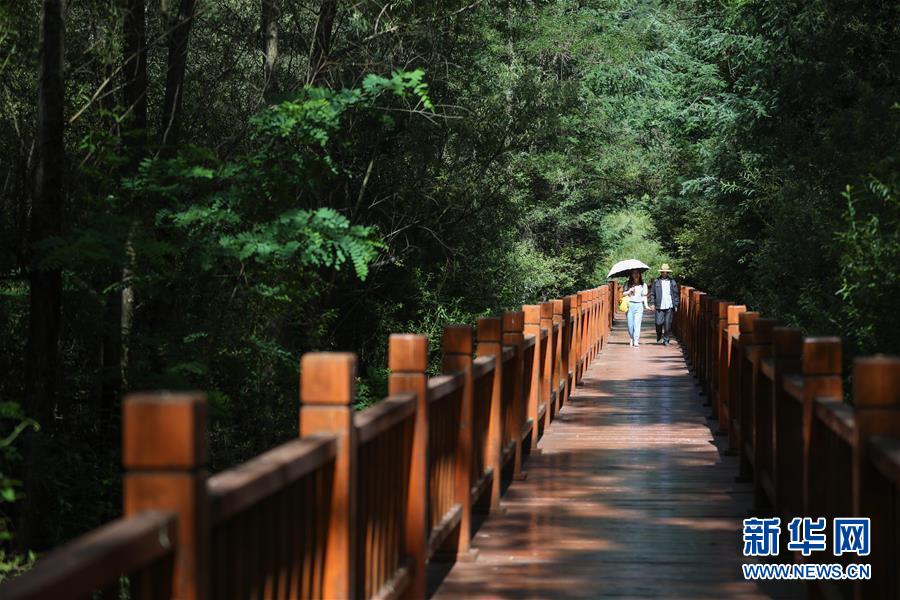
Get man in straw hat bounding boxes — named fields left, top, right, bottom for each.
left=649, top=263, right=679, bottom=345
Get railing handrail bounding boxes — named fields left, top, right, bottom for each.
left=0, top=284, right=615, bottom=600
left=676, top=283, right=899, bottom=598
left=354, top=392, right=417, bottom=444
left=208, top=434, right=337, bottom=523
left=1, top=511, right=177, bottom=600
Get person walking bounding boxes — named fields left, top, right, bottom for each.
left=623, top=269, right=649, bottom=346
left=649, top=263, right=679, bottom=345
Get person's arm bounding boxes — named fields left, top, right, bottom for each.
left=672, top=279, right=680, bottom=311
left=643, top=284, right=650, bottom=309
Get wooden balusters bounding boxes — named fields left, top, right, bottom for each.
left=539, top=302, right=555, bottom=429
left=750, top=317, right=776, bottom=510
left=387, top=335, right=429, bottom=600
left=595, top=287, right=601, bottom=358
left=441, top=325, right=476, bottom=560
left=503, top=311, right=527, bottom=480
left=771, top=327, right=803, bottom=518
left=123, top=392, right=209, bottom=600
left=734, top=311, right=760, bottom=478
left=523, top=305, right=543, bottom=451
left=713, top=300, right=733, bottom=432
left=552, top=299, right=564, bottom=415
left=801, top=338, right=844, bottom=521
left=851, top=356, right=900, bottom=598
left=700, top=296, right=714, bottom=403
left=677, top=282, right=900, bottom=600
left=0, top=279, right=660, bottom=600
left=678, top=286, right=693, bottom=349
left=724, top=304, right=746, bottom=451
left=693, top=291, right=707, bottom=382
left=605, top=284, right=613, bottom=346
left=566, top=295, right=577, bottom=404
left=559, top=297, right=571, bottom=408
left=587, top=289, right=600, bottom=358
left=299, top=353, right=359, bottom=600
left=476, top=317, right=504, bottom=511
left=573, top=292, right=584, bottom=386
left=576, top=292, right=587, bottom=382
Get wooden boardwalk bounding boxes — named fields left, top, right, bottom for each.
left=430, top=315, right=801, bottom=599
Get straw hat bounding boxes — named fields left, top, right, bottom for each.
left=659, top=263, right=672, bottom=273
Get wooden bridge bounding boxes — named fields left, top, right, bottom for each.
left=3, top=285, right=898, bottom=599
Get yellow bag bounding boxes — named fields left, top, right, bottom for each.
left=618, top=294, right=629, bottom=312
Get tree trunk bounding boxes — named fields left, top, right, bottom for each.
left=22, top=0, right=65, bottom=551
left=307, top=0, right=337, bottom=85
left=261, top=0, right=279, bottom=100
left=160, top=0, right=196, bottom=148
left=122, top=0, right=148, bottom=142
left=113, top=0, right=148, bottom=403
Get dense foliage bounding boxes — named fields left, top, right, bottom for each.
left=0, top=0, right=896, bottom=570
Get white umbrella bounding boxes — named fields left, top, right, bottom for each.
left=607, top=259, right=650, bottom=279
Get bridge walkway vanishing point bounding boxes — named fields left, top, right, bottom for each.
left=2, top=283, right=898, bottom=600
left=431, top=314, right=798, bottom=599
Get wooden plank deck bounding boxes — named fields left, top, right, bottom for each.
left=430, top=315, right=802, bottom=599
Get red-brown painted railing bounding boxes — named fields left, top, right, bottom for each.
left=676, top=285, right=900, bottom=599
left=1, top=285, right=612, bottom=600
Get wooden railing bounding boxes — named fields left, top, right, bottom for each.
left=676, top=285, right=900, bottom=598
left=1, top=285, right=612, bottom=600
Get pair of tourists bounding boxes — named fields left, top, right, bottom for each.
left=622, top=264, right=679, bottom=346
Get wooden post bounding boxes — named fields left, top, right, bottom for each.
left=574, top=294, right=584, bottom=384
left=503, top=311, right=527, bottom=481
left=594, top=287, right=601, bottom=357
left=750, top=317, right=777, bottom=510
left=698, top=296, right=709, bottom=393
left=714, top=300, right=734, bottom=433
left=476, top=318, right=504, bottom=510
left=771, top=327, right=803, bottom=517
left=801, top=338, right=842, bottom=520
left=724, top=304, right=746, bottom=451
left=539, top=302, right=554, bottom=427
left=678, top=286, right=693, bottom=345
left=568, top=294, right=579, bottom=391
left=579, top=291, right=594, bottom=370
left=736, top=311, right=760, bottom=479
left=123, top=392, right=209, bottom=600
left=523, top=305, right=542, bottom=451
left=851, top=356, right=900, bottom=599
left=299, top=353, right=358, bottom=600
left=594, top=288, right=602, bottom=351
left=704, top=297, right=720, bottom=404
left=441, top=325, right=477, bottom=561
left=606, top=284, right=613, bottom=344
left=600, top=286, right=607, bottom=349
left=387, top=335, right=429, bottom=600
left=561, top=297, right=572, bottom=406
left=592, top=288, right=600, bottom=358
left=687, top=290, right=699, bottom=369
left=586, top=290, right=593, bottom=363
left=693, top=292, right=707, bottom=382
left=552, top=299, right=564, bottom=414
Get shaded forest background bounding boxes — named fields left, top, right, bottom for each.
left=1, top=0, right=897, bottom=573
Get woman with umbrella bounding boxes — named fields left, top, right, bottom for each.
left=608, top=260, right=651, bottom=347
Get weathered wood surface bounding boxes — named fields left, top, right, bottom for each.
left=431, top=315, right=800, bottom=598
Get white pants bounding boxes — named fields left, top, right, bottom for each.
left=626, top=302, right=644, bottom=340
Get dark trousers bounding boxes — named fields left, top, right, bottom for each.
left=655, top=308, right=674, bottom=341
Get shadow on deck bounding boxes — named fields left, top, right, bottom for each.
left=428, top=315, right=803, bottom=599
